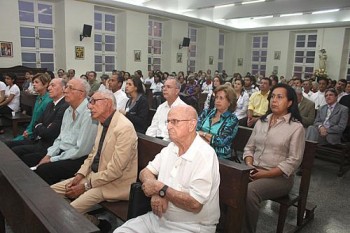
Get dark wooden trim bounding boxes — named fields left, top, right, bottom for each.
left=0, top=142, right=99, bottom=233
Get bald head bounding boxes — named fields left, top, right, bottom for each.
left=167, top=105, right=198, bottom=145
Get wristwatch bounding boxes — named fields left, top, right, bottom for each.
left=203, top=132, right=207, bottom=137
left=159, top=185, right=168, bottom=198
left=84, top=182, right=92, bottom=191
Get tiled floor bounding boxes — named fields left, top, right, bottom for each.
left=1, top=124, right=349, bottom=233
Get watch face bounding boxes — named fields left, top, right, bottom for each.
left=159, top=190, right=165, bottom=197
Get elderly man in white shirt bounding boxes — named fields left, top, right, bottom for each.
left=146, top=77, right=186, bottom=141
left=108, top=74, right=128, bottom=111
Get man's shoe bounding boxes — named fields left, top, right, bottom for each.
left=97, top=219, right=112, bottom=233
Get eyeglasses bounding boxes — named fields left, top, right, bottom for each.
left=166, top=119, right=192, bottom=126
left=162, top=85, right=177, bottom=90
left=65, top=85, right=84, bottom=92
left=88, top=98, right=107, bottom=105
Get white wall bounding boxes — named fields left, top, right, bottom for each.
left=0, top=0, right=21, bottom=67
left=1, top=0, right=350, bottom=81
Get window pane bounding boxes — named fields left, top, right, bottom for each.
left=105, top=23, right=115, bottom=32
left=252, top=51, right=259, bottom=56
left=253, top=37, right=260, bottom=43
left=148, top=21, right=152, bottom=36
left=40, top=39, right=53, bottom=48
left=252, top=64, right=258, bottom=69
left=21, top=38, right=36, bottom=47
left=105, top=35, right=115, bottom=43
left=95, top=13, right=102, bottom=21
left=105, top=56, right=115, bottom=63
left=218, top=62, right=223, bottom=72
left=22, top=52, right=36, bottom=62
left=295, top=51, right=304, bottom=56
left=22, top=63, right=37, bottom=68
left=95, top=34, right=102, bottom=42
left=19, top=11, right=34, bottom=22
left=296, top=42, right=305, bottom=47
left=262, top=42, right=268, bottom=48
left=95, top=21, right=102, bottom=30
left=20, top=27, right=35, bottom=37
left=153, top=58, right=161, bottom=65
left=95, top=56, right=102, bottom=63
left=261, top=51, right=267, bottom=56
left=153, top=48, right=161, bottom=54
left=105, top=15, right=115, bottom=24
left=105, top=44, right=115, bottom=51
left=308, top=35, right=317, bottom=41
left=253, top=42, right=260, bottom=48
left=39, top=14, right=52, bottom=24
left=296, top=35, right=305, bottom=41
left=306, top=58, right=314, bottom=63
left=218, top=48, right=224, bottom=59
left=294, top=66, right=302, bottom=72
left=307, top=42, right=316, bottom=47
left=95, top=43, right=102, bottom=51
left=295, top=57, right=303, bottom=63
left=19, top=1, right=34, bottom=12
left=38, top=4, right=52, bottom=15
left=252, top=57, right=259, bottom=62
left=39, top=29, right=53, bottom=38
left=40, top=53, right=54, bottom=62
left=41, top=63, right=54, bottom=72
left=106, top=65, right=114, bottom=72
left=261, top=57, right=266, bottom=62
left=95, top=64, right=102, bottom=72
left=219, top=33, right=224, bottom=46
left=305, top=67, right=314, bottom=73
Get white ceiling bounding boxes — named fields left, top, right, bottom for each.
left=92, top=0, right=350, bottom=30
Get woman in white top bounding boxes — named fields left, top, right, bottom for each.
left=0, top=73, right=21, bottom=134
left=0, top=77, right=6, bottom=103
left=204, top=75, right=224, bottom=110
left=232, top=78, right=249, bottom=122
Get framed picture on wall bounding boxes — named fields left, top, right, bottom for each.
left=177, top=53, right=182, bottom=63
left=274, top=51, right=281, bottom=60
left=209, top=56, right=214, bottom=65
left=75, top=46, right=84, bottom=59
left=0, top=41, right=13, bottom=57
left=134, top=50, right=141, bottom=62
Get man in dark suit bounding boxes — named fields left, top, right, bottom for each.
left=306, top=88, right=348, bottom=145
left=6, top=78, right=69, bottom=166
left=294, top=87, right=315, bottom=128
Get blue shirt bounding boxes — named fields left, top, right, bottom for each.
left=197, top=108, right=239, bottom=159
left=47, top=98, right=98, bottom=162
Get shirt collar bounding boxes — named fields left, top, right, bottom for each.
left=54, top=96, right=65, bottom=106
left=102, top=110, right=115, bottom=128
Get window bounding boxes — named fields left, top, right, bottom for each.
left=148, top=20, right=162, bottom=71
left=19, top=0, right=55, bottom=71
left=94, top=11, right=116, bottom=73
left=218, top=33, right=225, bottom=72
left=188, top=27, right=198, bottom=73
left=251, top=35, right=268, bottom=76
left=293, top=33, right=317, bottom=79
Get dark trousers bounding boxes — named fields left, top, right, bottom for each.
left=0, top=105, right=12, bottom=130
left=35, top=155, right=88, bottom=185
left=6, top=140, right=48, bottom=167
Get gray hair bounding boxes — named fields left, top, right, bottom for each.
left=166, top=76, right=181, bottom=89
left=72, top=77, right=91, bottom=97
left=293, top=86, right=303, bottom=95
left=95, top=90, right=116, bottom=110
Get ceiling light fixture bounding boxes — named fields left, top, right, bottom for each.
left=312, top=9, right=340, bottom=14
left=214, top=3, right=235, bottom=9
left=252, top=15, right=273, bottom=20
left=280, top=13, right=303, bottom=17
left=242, top=0, right=265, bottom=5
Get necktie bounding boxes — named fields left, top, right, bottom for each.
left=324, top=106, right=333, bottom=128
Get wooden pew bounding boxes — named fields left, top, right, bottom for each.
left=231, top=126, right=253, bottom=163
left=0, top=142, right=99, bottom=233
left=100, top=133, right=251, bottom=233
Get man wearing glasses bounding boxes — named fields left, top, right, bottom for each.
left=34, top=78, right=98, bottom=185
left=146, top=77, right=186, bottom=141
left=115, top=105, right=220, bottom=233
left=52, top=90, right=138, bottom=232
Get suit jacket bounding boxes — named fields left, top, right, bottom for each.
left=299, top=97, right=315, bottom=128
left=77, top=111, right=138, bottom=201
left=33, top=98, right=69, bottom=148
left=125, top=94, right=149, bottom=134
left=314, top=102, right=348, bottom=144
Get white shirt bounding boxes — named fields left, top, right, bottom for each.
left=201, top=82, right=213, bottom=93
left=98, top=84, right=107, bottom=91
left=150, top=82, right=163, bottom=93
left=234, top=91, right=249, bottom=120
left=302, top=91, right=313, bottom=100
left=146, top=97, right=186, bottom=141
left=311, top=91, right=326, bottom=110
left=337, top=92, right=348, bottom=102
left=147, top=134, right=220, bottom=226
left=5, top=84, right=20, bottom=112
left=144, top=77, right=154, bottom=85
left=113, top=89, right=128, bottom=111
left=0, top=81, right=6, bottom=92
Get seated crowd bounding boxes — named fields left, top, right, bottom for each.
left=1, top=66, right=350, bottom=233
